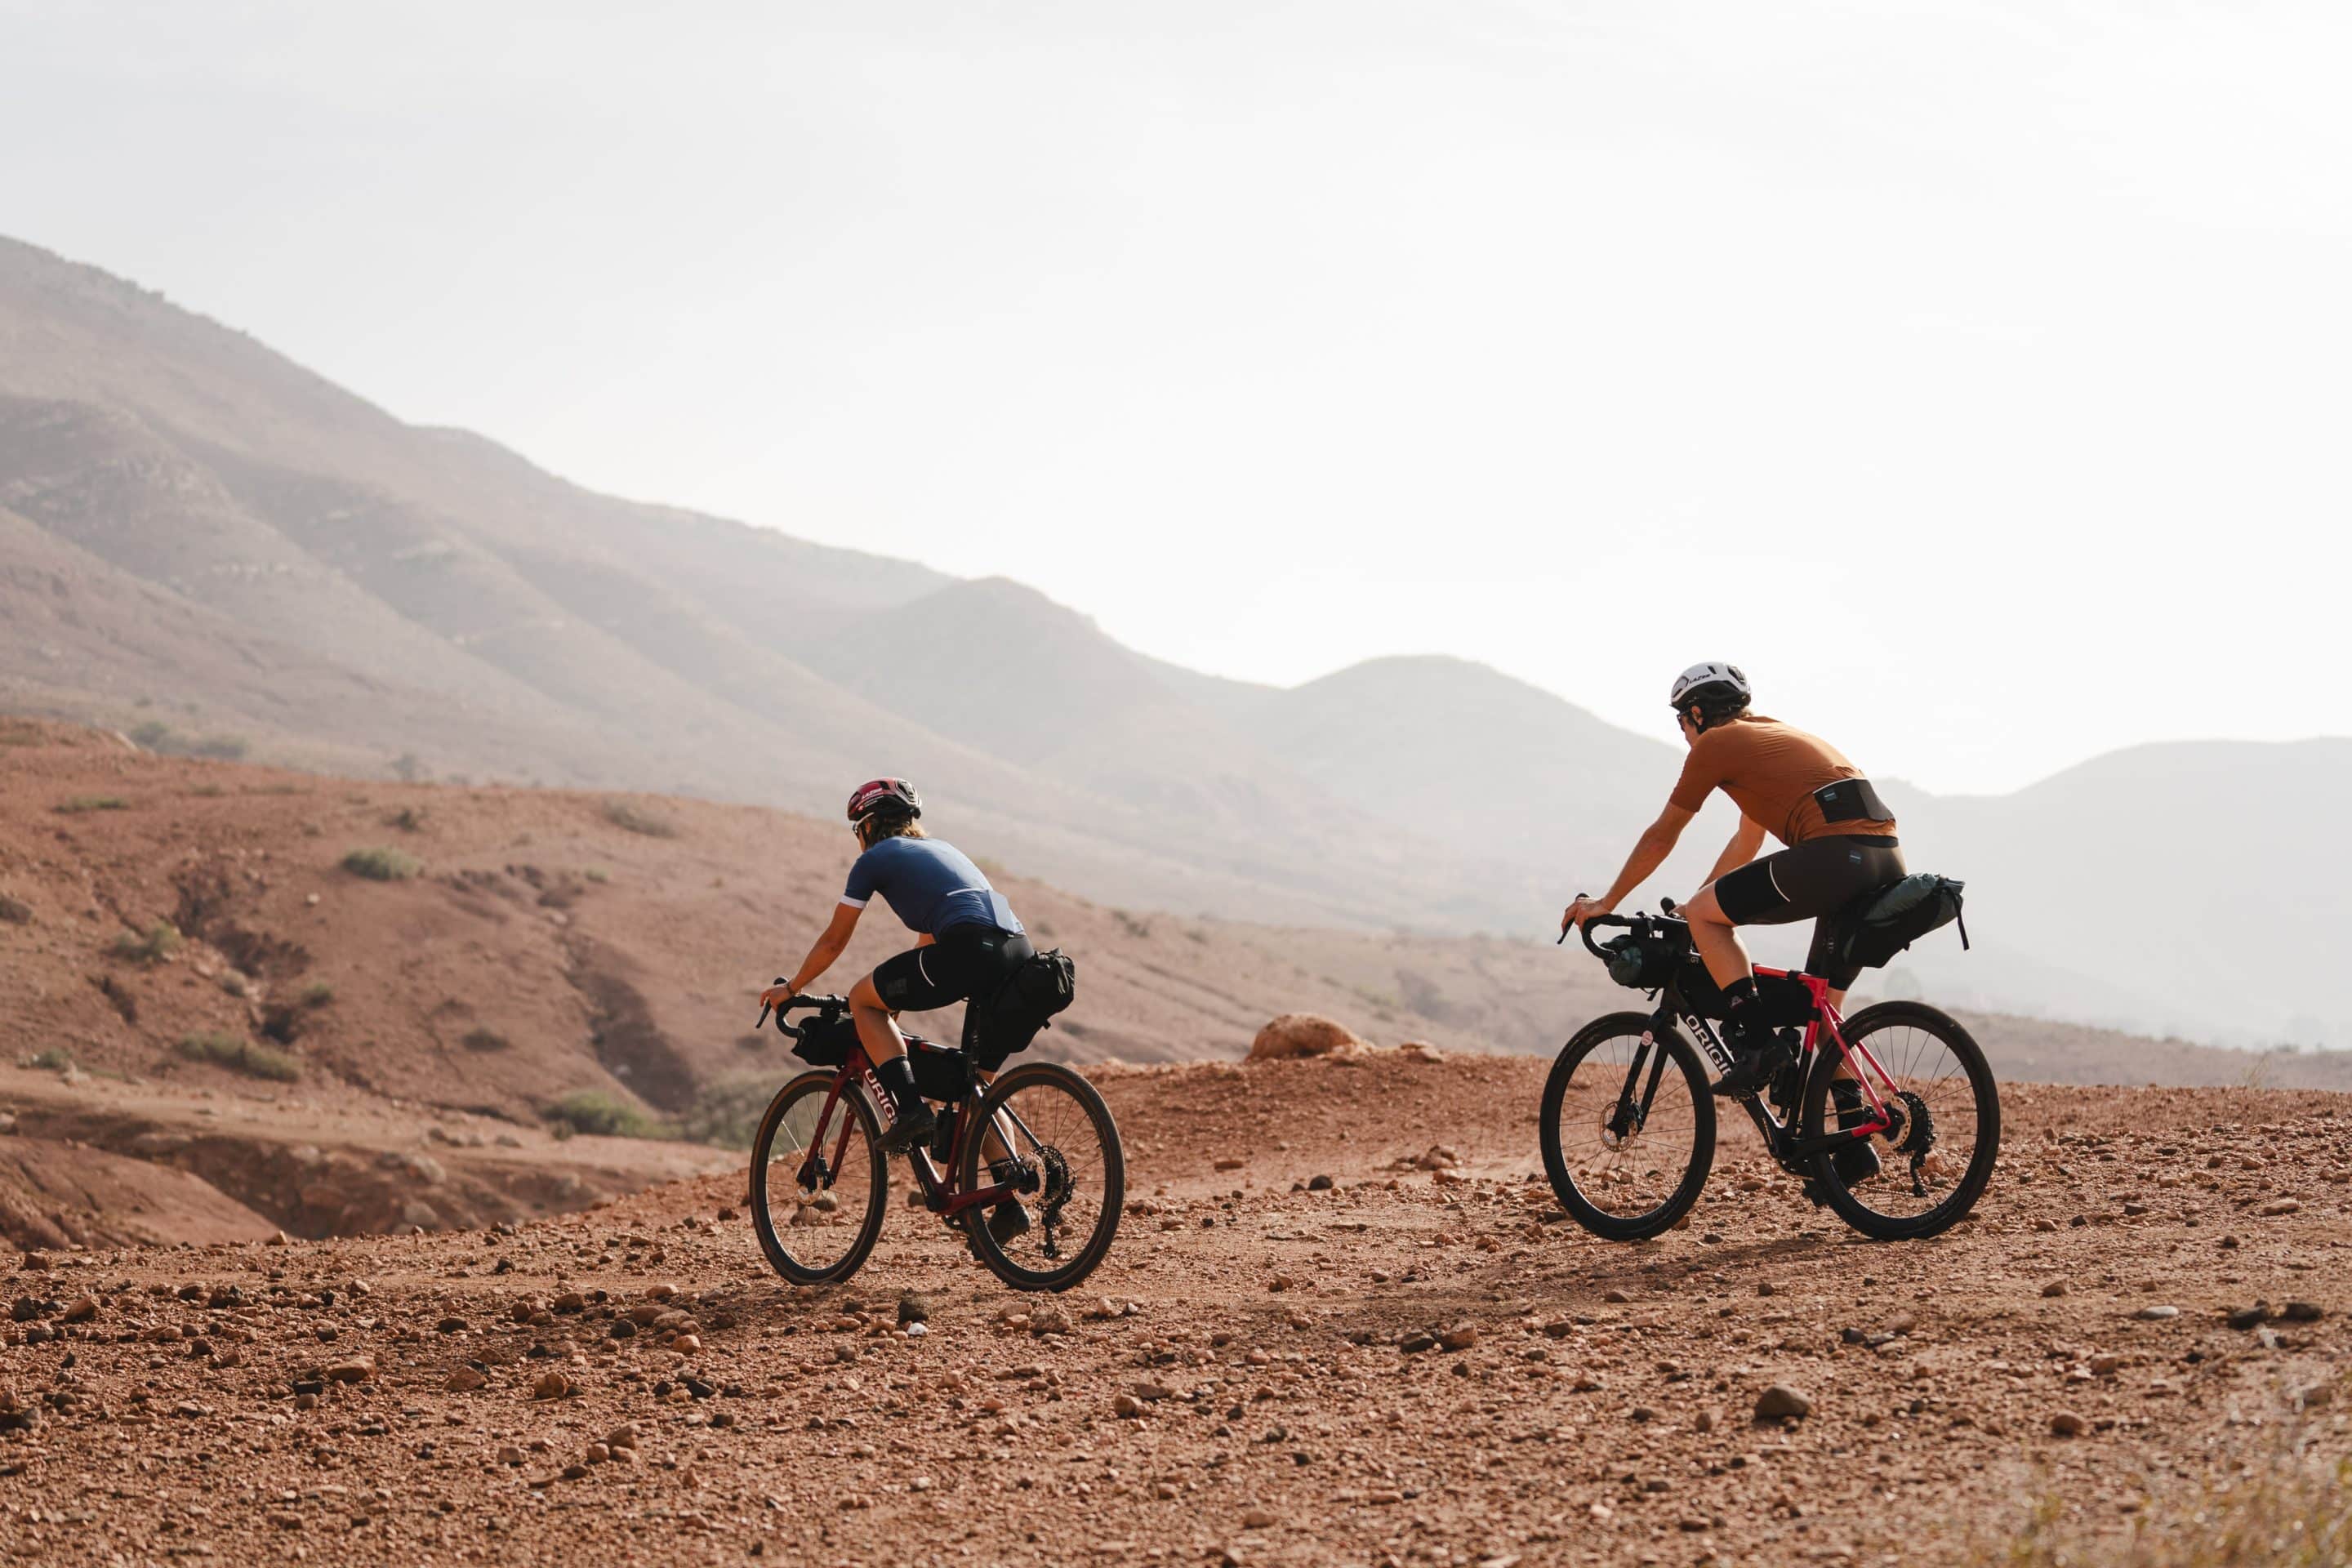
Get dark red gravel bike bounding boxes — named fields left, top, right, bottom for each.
left=1541, top=900, right=1998, bottom=1242
left=746, top=994, right=1123, bottom=1292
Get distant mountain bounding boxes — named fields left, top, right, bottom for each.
left=0, top=234, right=2341, bottom=1048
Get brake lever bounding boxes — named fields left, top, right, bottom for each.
left=1557, top=893, right=1588, bottom=946
left=756, top=974, right=792, bottom=1030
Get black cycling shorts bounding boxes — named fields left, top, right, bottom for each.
left=1713, top=835, right=1905, bottom=989
left=873, top=924, right=1033, bottom=1016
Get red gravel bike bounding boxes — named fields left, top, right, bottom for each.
left=1541, top=899, right=1998, bottom=1242
left=746, top=994, right=1123, bottom=1292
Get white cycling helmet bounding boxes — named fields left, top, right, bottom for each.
left=1668, top=662, right=1751, bottom=710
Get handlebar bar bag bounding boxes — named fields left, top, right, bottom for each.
left=790, top=1010, right=860, bottom=1067
left=1833, top=874, right=1968, bottom=972
left=972, top=948, right=1078, bottom=1071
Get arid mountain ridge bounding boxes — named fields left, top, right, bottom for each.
left=0, top=234, right=2343, bottom=1049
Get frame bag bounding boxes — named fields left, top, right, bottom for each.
left=1837, top=874, right=1969, bottom=973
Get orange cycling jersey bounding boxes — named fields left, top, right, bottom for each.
left=1668, top=715, right=1897, bottom=847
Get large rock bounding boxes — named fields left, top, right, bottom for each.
left=1247, top=1014, right=1370, bottom=1062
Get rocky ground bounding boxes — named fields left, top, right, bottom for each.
left=4, top=1052, right=2348, bottom=1566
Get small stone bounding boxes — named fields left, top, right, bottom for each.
left=437, top=1316, right=467, bottom=1334
left=323, top=1356, right=375, bottom=1384
left=2135, top=1306, right=2179, bottom=1321
left=671, top=1334, right=703, bottom=1354
left=2050, top=1410, right=2087, bottom=1437
left=2041, top=1281, right=2067, bottom=1298
left=2227, top=1304, right=2271, bottom=1331
left=897, top=1292, right=929, bottom=1325
left=1440, top=1324, right=1478, bottom=1352
left=2283, top=1301, right=2323, bottom=1321
left=2257, top=1199, right=2302, bottom=1217
left=496, top=1445, right=525, bottom=1465
left=1399, top=1332, right=1437, bottom=1355
left=605, top=1423, right=639, bottom=1450
left=1754, top=1383, right=1811, bottom=1420
left=1307, top=1174, right=1334, bottom=1192
left=532, top=1370, right=574, bottom=1401
left=1114, top=1393, right=1143, bottom=1419
left=443, top=1365, right=487, bottom=1392
left=61, top=1294, right=100, bottom=1324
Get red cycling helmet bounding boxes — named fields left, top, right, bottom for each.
left=845, top=777, right=923, bottom=822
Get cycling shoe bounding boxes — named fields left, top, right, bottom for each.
left=1711, top=1038, right=1792, bottom=1098
left=1829, top=1080, right=1882, bottom=1185
left=877, top=1097, right=938, bottom=1155
left=987, top=1200, right=1032, bottom=1245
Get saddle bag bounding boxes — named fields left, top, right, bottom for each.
left=1836, top=874, right=1969, bottom=972
left=973, top=948, right=1078, bottom=1071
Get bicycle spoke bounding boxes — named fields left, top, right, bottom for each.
left=760, top=1083, right=880, bottom=1277
left=1553, top=1030, right=1701, bottom=1223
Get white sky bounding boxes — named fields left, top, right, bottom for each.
left=4, top=1, right=2348, bottom=793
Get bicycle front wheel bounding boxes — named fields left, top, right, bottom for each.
left=1539, top=1011, right=1715, bottom=1241
left=956, top=1062, right=1124, bottom=1292
left=749, top=1071, right=889, bottom=1285
left=1801, top=1001, right=1998, bottom=1241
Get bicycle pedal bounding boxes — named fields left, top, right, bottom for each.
left=1800, top=1179, right=1829, bottom=1209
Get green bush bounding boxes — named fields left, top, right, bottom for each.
left=582, top=866, right=610, bottom=884
left=177, top=1031, right=300, bottom=1082
left=461, top=1027, right=510, bottom=1053
left=128, top=720, right=172, bottom=750
left=56, top=795, right=130, bottom=814
left=386, top=806, right=427, bottom=832
left=602, top=799, right=679, bottom=839
left=299, top=981, right=336, bottom=1008
left=110, top=921, right=181, bottom=964
left=186, top=735, right=249, bottom=761
left=342, top=846, right=422, bottom=881
left=676, top=1075, right=777, bottom=1150
left=26, top=1046, right=74, bottom=1071
left=547, top=1089, right=662, bottom=1139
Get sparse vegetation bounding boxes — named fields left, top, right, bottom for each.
left=187, top=783, right=227, bottom=799
left=677, top=1075, right=774, bottom=1149
left=56, top=795, right=130, bottom=814
left=26, top=1046, right=75, bottom=1072
left=582, top=866, right=610, bottom=884
left=390, top=752, right=428, bottom=782
left=299, top=981, right=336, bottom=1008
left=1986, top=1446, right=2350, bottom=1566
left=546, top=1089, right=661, bottom=1139
left=461, top=1027, right=510, bottom=1053
left=110, top=921, right=182, bottom=964
left=125, top=722, right=248, bottom=760
left=341, top=846, right=422, bottom=881
left=177, top=1031, right=301, bottom=1082
left=602, top=798, right=679, bottom=839
left=386, top=805, right=427, bottom=832
left=0, top=893, right=32, bottom=924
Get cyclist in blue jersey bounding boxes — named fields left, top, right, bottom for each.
left=760, top=780, right=1034, bottom=1170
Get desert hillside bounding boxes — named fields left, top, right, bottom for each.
left=5, top=234, right=2346, bottom=1050
left=5, top=720, right=2348, bottom=1255
left=2, top=1054, right=2347, bottom=1566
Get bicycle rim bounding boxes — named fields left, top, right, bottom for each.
left=957, top=1062, right=1124, bottom=1292
left=1539, top=1011, right=1715, bottom=1241
left=749, top=1072, right=888, bottom=1285
left=1803, top=1001, right=1999, bottom=1241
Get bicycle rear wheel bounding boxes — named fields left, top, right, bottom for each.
left=956, top=1062, right=1124, bottom=1292
left=1800, top=1001, right=1998, bottom=1241
left=749, top=1071, right=889, bottom=1285
left=1539, top=1011, right=1715, bottom=1241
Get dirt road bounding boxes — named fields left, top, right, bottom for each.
left=4, top=1053, right=2348, bottom=1566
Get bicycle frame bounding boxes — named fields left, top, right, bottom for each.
left=1659, top=968, right=1906, bottom=1167
left=791, top=1040, right=1027, bottom=1221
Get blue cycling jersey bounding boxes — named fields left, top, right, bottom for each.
left=841, top=836, right=1023, bottom=938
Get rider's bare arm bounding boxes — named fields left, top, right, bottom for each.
left=1703, top=813, right=1767, bottom=885
left=767, top=902, right=862, bottom=1005
left=1565, top=803, right=1697, bottom=929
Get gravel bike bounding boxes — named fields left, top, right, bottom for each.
left=746, top=992, right=1123, bottom=1291
left=1540, top=898, right=1998, bottom=1242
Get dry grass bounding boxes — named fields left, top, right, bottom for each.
left=601, top=798, right=679, bottom=839
left=109, top=921, right=181, bottom=964
left=1989, top=1443, right=2350, bottom=1566
left=547, top=1089, right=662, bottom=1139
left=341, top=845, right=422, bottom=881
left=176, top=1031, right=301, bottom=1082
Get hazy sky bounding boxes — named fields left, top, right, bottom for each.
left=5, top=2, right=2348, bottom=793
